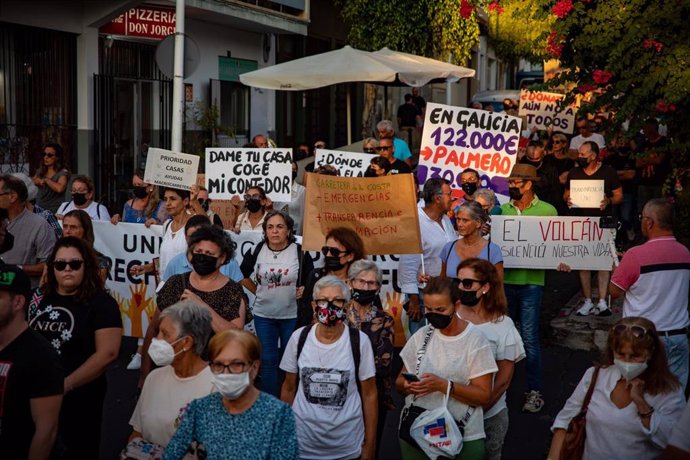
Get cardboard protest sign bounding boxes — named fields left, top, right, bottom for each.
left=315, top=149, right=372, bottom=177
left=205, top=147, right=292, bottom=201
left=144, top=147, right=200, bottom=190
left=302, top=173, right=421, bottom=255
left=569, top=179, right=604, bottom=209
left=196, top=174, right=236, bottom=229
left=418, top=102, right=521, bottom=200
left=519, top=90, right=577, bottom=134
left=490, top=215, right=617, bottom=270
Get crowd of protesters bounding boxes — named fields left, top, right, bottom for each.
left=0, top=95, right=689, bottom=460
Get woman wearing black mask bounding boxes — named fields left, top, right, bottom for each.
left=346, top=260, right=394, bottom=456
left=396, top=276, right=497, bottom=459
left=156, top=225, right=248, bottom=332
left=232, top=186, right=270, bottom=233
left=56, top=175, right=110, bottom=221
left=455, top=259, right=524, bottom=460
left=298, top=226, right=366, bottom=328
left=111, top=169, right=167, bottom=225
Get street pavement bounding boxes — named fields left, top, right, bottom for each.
left=100, top=270, right=596, bottom=460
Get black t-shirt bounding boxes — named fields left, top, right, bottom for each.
left=413, top=95, right=427, bottom=113
left=0, top=328, right=63, bottom=459
left=637, top=136, right=670, bottom=186
left=604, top=150, right=637, bottom=194
left=566, top=164, right=622, bottom=216
left=519, top=157, right=563, bottom=211
left=28, top=289, right=122, bottom=376
left=397, top=103, right=420, bottom=128
left=389, top=159, right=412, bottom=174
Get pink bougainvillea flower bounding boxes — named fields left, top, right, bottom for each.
left=669, top=104, right=676, bottom=111
left=654, top=41, right=663, bottom=53
left=488, top=1, right=504, bottom=14
left=546, top=31, right=563, bottom=57
left=656, top=100, right=669, bottom=112
left=577, top=84, right=596, bottom=94
left=643, top=38, right=654, bottom=49
left=460, top=0, right=475, bottom=19
left=553, top=0, right=574, bottom=18
left=592, top=69, right=613, bottom=85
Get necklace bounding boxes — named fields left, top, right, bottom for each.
left=267, top=242, right=290, bottom=259
left=461, top=236, right=483, bottom=247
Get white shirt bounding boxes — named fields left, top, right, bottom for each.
left=552, top=366, right=686, bottom=460
left=235, top=210, right=266, bottom=231
left=57, top=200, right=110, bottom=221
left=469, top=316, right=525, bottom=418
left=280, top=325, right=376, bottom=460
left=129, top=365, right=214, bottom=447
left=668, top=399, right=690, bottom=453
left=251, top=243, right=300, bottom=319
left=159, top=220, right=188, bottom=278
left=275, top=182, right=306, bottom=235
left=399, top=323, right=498, bottom=441
left=569, top=132, right=606, bottom=151
left=398, top=207, right=457, bottom=294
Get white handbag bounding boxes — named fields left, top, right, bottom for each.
left=409, top=381, right=464, bottom=460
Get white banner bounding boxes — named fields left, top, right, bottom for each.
left=205, top=147, right=292, bottom=201
left=490, top=216, right=616, bottom=270
left=144, top=147, right=200, bottom=190
left=314, top=149, right=371, bottom=177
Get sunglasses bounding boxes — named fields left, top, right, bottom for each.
left=44, top=153, right=56, bottom=158
left=453, top=277, right=485, bottom=289
left=243, top=194, right=261, bottom=201
left=53, top=259, right=84, bottom=271
left=612, top=323, right=648, bottom=338
left=322, top=246, right=349, bottom=257
left=552, top=140, right=564, bottom=144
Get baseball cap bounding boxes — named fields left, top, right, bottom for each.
left=0, top=264, right=32, bottom=299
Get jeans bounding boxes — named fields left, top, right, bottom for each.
left=660, top=334, right=689, bottom=391
left=505, top=284, right=543, bottom=391
left=484, top=408, right=509, bottom=460
left=254, top=315, right=297, bottom=397
left=408, top=294, right=427, bottom=336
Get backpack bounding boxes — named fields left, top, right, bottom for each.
left=296, top=323, right=362, bottom=394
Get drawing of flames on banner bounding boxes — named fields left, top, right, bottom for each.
left=112, top=282, right=157, bottom=338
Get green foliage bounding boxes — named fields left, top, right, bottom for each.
left=487, top=0, right=553, bottom=64
left=184, top=101, right=234, bottom=163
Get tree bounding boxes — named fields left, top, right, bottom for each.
left=487, top=0, right=553, bottom=64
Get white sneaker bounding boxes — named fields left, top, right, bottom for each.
left=594, top=299, right=612, bottom=316
left=576, top=298, right=594, bottom=316
left=126, top=352, right=142, bottom=370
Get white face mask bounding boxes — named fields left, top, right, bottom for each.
left=614, top=359, right=648, bottom=381
left=212, top=371, right=251, bottom=400
left=148, top=337, right=186, bottom=366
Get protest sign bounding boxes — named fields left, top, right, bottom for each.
left=314, top=149, right=371, bottom=177
left=196, top=174, right=235, bottom=229
left=144, top=147, right=199, bottom=190
left=205, top=147, right=292, bottom=201
left=92, top=222, right=163, bottom=337
left=418, top=102, right=521, bottom=199
left=518, top=89, right=577, bottom=134
left=490, top=215, right=617, bottom=270
left=302, top=173, right=422, bottom=255
left=569, top=179, right=604, bottom=209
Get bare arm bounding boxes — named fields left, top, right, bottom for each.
left=138, top=310, right=159, bottom=388
left=280, top=372, right=298, bottom=405
left=494, top=261, right=504, bottom=282
left=609, top=281, right=625, bottom=299
left=618, top=170, right=636, bottom=181
left=229, top=297, right=246, bottom=330
left=485, top=360, right=514, bottom=410
left=547, top=429, right=566, bottom=460
left=28, top=395, right=62, bottom=460
left=20, top=263, right=46, bottom=277
left=360, top=378, right=379, bottom=460
left=64, top=328, right=121, bottom=392
left=610, top=187, right=624, bottom=205
left=240, top=278, right=257, bottom=295
left=45, top=174, right=68, bottom=194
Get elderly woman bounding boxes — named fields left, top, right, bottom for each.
left=346, top=260, right=394, bottom=454
left=363, top=137, right=379, bottom=154
left=164, top=329, right=299, bottom=460
left=281, top=276, right=378, bottom=460
left=441, top=201, right=503, bottom=280
left=125, top=300, right=214, bottom=455
left=549, top=317, right=686, bottom=460
left=473, top=188, right=502, bottom=216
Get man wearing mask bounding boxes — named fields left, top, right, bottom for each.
left=519, top=141, right=562, bottom=211
left=56, top=175, right=110, bottom=221
left=500, top=164, right=557, bottom=413
left=0, top=175, right=56, bottom=287
left=565, top=141, right=622, bottom=317
left=399, top=178, right=457, bottom=335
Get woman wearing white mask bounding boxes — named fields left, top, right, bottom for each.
left=124, top=301, right=214, bottom=455
left=164, top=329, right=299, bottom=460
left=549, top=317, right=686, bottom=460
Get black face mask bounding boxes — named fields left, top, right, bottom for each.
left=72, top=193, right=87, bottom=206
left=292, top=170, right=298, bottom=181
left=460, top=290, right=481, bottom=307
left=461, top=182, right=478, bottom=196
left=0, top=231, right=14, bottom=254
left=508, top=187, right=523, bottom=201
left=198, top=199, right=210, bottom=212
left=525, top=158, right=542, bottom=167
left=133, top=186, right=148, bottom=199
left=425, top=312, right=453, bottom=329
left=324, top=255, right=345, bottom=271
left=190, top=253, right=218, bottom=276
left=245, top=199, right=262, bottom=213
left=577, top=157, right=590, bottom=168
left=352, top=288, right=378, bottom=306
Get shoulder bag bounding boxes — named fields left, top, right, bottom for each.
left=560, top=366, right=601, bottom=460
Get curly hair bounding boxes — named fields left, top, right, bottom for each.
left=188, top=224, right=236, bottom=263
left=43, top=236, right=103, bottom=301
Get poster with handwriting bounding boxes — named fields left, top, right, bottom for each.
left=315, top=149, right=371, bottom=177
left=569, top=180, right=605, bottom=209
left=144, top=148, right=199, bottom=190
left=518, top=89, right=576, bottom=133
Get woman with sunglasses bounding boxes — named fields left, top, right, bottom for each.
left=346, top=260, right=394, bottom=456
left=61, top=209, right=111, bottom=283
left=363, top=137, right=379, bottom=154
left=298, top=227, right=366, bottom=328
left=441, top=201, right=503, bottom=281
left=33, top=142, right=69, bottom=213
left=110, top=169, right=167, bottom=225
left=232, top=186, right=271, bottom=233
left=28, top=236, right=122, bottom=458
left=549, top=317, right=686, bottom=460
left=396, top=276, right=497, bottom=459
left=455, top=258, right=524, bottom=460
left=239, top=210, right=313, bottom=397
left=164, top=329, right=299, bottom=460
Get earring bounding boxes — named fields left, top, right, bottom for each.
left=482, top=291, right=486, bottom=294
